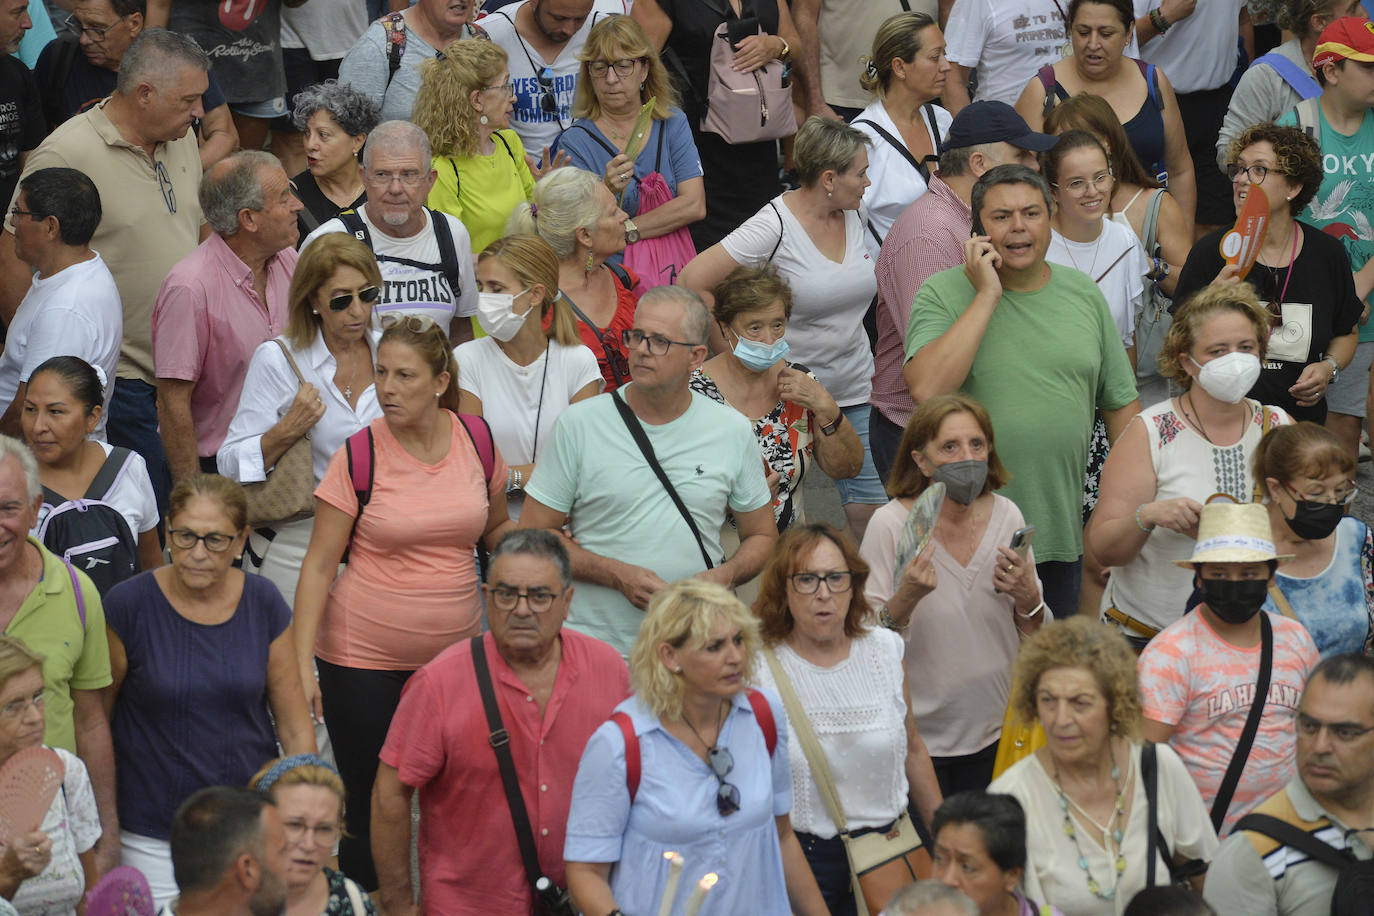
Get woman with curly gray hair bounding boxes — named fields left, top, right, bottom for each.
left=290, top=80, right=381, bottom=241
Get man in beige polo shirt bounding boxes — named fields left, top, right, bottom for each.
left=0, top=28, right=207, bottom=516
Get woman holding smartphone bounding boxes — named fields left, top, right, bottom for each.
left=859, top=394, right=1047, bottom=797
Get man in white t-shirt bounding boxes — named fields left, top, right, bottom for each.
left=943, top=0, right=1067, bottom=112
left=479, top=0, right=624, bottom=161
left=518, top=286, right=776, bottom=656
left=302, top=120, right=478, bottom=343
left=0, top=167, right=121, bottom=439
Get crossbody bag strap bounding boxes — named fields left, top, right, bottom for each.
left=1210, top=613, right=1273, bottom=833
left=610, top=390, right=714, bottom=569
left=852, top=118, right=929, bottom=182
left=469, top=635, right=546, bottom=892
left=1144, top=742, right=1165, bottom=886
left=560, top=291, right=626, bottom=387
left=1142, top=188, right=1165, bottom=257
left=1253, top=405, right=1273, bottom=503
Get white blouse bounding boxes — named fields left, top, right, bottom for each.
left=752, top=628, right=910, bottom=837
left=853, top=98, right=953, bottom=260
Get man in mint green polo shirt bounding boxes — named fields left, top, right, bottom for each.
left=0, top=437, right=116, bottom=871
left=904, top=163, right=1140, bottom=617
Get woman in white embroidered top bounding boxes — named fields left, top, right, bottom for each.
left=851, top=11, right=953, bottom=259
left=1086, top=284, right=1291, bottom=650
left=751, top=523, right=942, bottom=916
left=989, top=618, right=1217, bottom=916
left=218, top=233, right=384, bottom=605
left=457, top=234, right=601, bottom=521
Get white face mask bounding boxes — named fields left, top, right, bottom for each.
left=1191, top=350, right=1261, bottom=403
left=476, top=288, right=532, bottom=341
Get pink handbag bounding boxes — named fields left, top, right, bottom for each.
left=623, top=170, right=697, bottom=288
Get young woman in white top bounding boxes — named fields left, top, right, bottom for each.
left=851, top=11, right=954, bottom=259
left=457, top=234, right=601, bottom=521
left=751, top=524, right=942, bottom=916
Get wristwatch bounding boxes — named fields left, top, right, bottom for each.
left=777, top=36, right=792, bottom=62
left=623, top=218, right=640, bottom=245
left=1323, top=354, right=1340, bottom=382
left=818, top=411, right=841, bottom=436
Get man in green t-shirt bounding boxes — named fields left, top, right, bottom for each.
left=904, top=164, right=1140, bottom=617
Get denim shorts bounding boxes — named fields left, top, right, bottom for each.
left=832, top=403, right=888, bottom=506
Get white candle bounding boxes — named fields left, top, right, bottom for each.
left=683, top=873, right=718, bottom=916
left=657, top=852, right=684, bottom=916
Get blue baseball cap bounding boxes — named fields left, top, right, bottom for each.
left=944, top=101, right=1057, bottom=153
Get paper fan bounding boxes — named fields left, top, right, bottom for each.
left=893, top=481, right=945, bottom=593
left=1218, top=182, right=1269, bottom=281
left=85, top=866, right=155, bottom=916
left=0, top=746, right=62, bottom=844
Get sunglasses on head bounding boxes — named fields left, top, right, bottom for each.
left=327, top=286, right=381, bottom=312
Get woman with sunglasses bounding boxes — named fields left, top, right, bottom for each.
left=1255, top=422, right=1374, bottom=657
left=104, top=474, right=316, bottom=907
left=565, top=579, right=829, bottom=916
left=219, top=233, right=384, bottom=606
left=293, top=312, right=512, bottom=892
left=751, top=524, right=941, bottom=916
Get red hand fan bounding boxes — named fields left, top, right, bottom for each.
left=1218, top=183, right=1270, bottom=281
left=0, top=746, right=63, bottom=844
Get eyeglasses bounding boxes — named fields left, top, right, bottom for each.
left=621, top=329, right=698, bottom=355
left=704, top=745, right=740, bottom=816
left=63, top=13, right=125, bottom=40
left=482, top=80, right=516, bottom=96
left=365, top=169, right=426, bottom=188
left=789, top=571, right=854, bottom=594
left=8, top=207, right=38, bottom=221
left=1226, top=162, right=1272, bottom=184
left=588, top=58, right=643, bottom=79
left=1297, top=713, right=1374, bottom=743
left=486, top=585, right=564, bottom=612
left=155, top=160, right=176, bottom=214
left=1283, top=481, right=1358, bottom=507
left=1053, top=169, right=1113, bottom=196
left=281, top=819, right=342, bottom=847
left=0, top=689, right=44, bottom=721
left=379, top=313, right=441, bottom=333
left=327, top=286, right=381, bottom=312
left=168, top=528, right=236, bottom=552
left=537, top=67, right=558, bottom=114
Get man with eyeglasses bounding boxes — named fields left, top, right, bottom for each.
left=0, top=0, right=43, bottom=211
left=304, top=120, right=478, bottom=344
left=153, top=150, right=301, bottom=484
left=33, top=0, right=238, bottom=171
left=480, top=0, right=625, bottom=163
left=373, top=529, right=629, bottom=916
left=519, top=286, right=776, bottom=657
left=1205, top=654, right=1374, bottom=915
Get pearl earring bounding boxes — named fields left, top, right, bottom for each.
left=479, top=114, right=489, bottom=125
left=312, top=309, right=319, bottom=316
left=826, top=189, right=832, bottom=199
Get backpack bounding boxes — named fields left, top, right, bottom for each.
left=611, top=689, right=776, bottom=802
left=342, top=415, right=496, bottom=572
left=40, top=32, right=81, bottom=129
left=1292, top=96, right=1322, bottom=146
left=380, top=12, right=408, bottom=90
left=1235, top=812, right=1374, bottom=916
left=1252, top=51, right=1322, bottom=101
left=1040, top=59, right=1165, bottom=180
left=699, top=3, right=796, bottom=144
left=36, top=448, right=140, bottom=597
left=336, top=208, right=465, bottom=309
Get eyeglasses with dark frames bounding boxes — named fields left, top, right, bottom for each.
left=8, top=207, right=39, bottom=221
left=588, top=58, right=643, bottom=79
left=789, top=571, right=854, bottom=594
left=1225, top=162, right=1272, bottom=184
left=63, top=13, right=126, bottom=40
left=365, top=169, right=427, bottom=188
left=485, top=585, right=564, bottom=613
left=155, top=160, right=176, bottom=214
left=621, top=328, right=698, bottom=355
left=168, top=529, right=236, bottom=552
left=327, top=286, right=381, bottom=312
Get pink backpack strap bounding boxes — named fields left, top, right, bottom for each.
left=612, top=712, right=640, bottom=803
left=747, top=689, right=777, bottom=756
left=457, top=413, right=496, bottom=486
left=345, top=427, right=374, bottom=510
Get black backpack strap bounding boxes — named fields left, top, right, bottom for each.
left=606, top=261, right=633, bottom=292
left=470, top=635, right=548, bottom=894
left=86, top=447, right=134, bottom=500
left=493, top=130, right=516, bottom=163
left=337, top=210, right=372, bottom=248
left=562, top=122, right=618, bottom=158
left=610, top=390, right=714, bottom=570
left=1211, top=613, right=1273, bottom=833
left=853, top=117, right=930, bottom=182
left=1234, top=813, right=1353, bottom=871
left=1144, top=742, right=1165, bottom=886
left=427, top=208, right=464, bottom=302
left=766, top=201, right=784, bottom=263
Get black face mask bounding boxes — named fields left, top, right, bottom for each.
left=1198, top=577, right=1269, bottom=625
left=1284, top=499, right=1345, bottom=541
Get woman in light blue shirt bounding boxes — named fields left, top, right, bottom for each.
left=564, top=579, right=829, bottom=916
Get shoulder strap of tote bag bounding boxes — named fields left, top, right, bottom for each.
left=1210, top=612, right=1273, bottom=833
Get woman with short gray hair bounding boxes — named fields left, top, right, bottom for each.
left=290, top=80, right=381, bottom=242
left=680, top=116, right=883, bottom=540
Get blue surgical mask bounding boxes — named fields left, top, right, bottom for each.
left=732, top=334, right=790, bottom=372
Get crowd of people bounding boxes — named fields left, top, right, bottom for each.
left=0, top=0, right=1371, bottom=913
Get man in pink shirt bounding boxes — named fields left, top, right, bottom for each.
left=870, top=100, right=1050, bottom=479
left=152, top=149, right=301, bottom=482
left=373, top=529, right=630, bottom=916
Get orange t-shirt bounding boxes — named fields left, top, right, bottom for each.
left=313, top=412, right=507, bottom=670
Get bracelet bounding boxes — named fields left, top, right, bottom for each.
left=1136, top=503, right=1155, bottom=533
left=879, top=606, right=910, bottom=631
left=1148, top=6, right=1171, bottom=32
left=777, top=36, right=791, bottom=61
left=1015, top=601, right=1046, bottom=620
left=507, top=468, right=524, bottom=493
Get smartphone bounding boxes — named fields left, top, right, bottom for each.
left=971, top=214, right=985, bottom=236
left=726, top=16, right=761, bottom=48
left=1009, top=526, right=1035, bottom=558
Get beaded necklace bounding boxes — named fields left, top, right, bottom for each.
left=1051, top=748, right=1128, bottom=901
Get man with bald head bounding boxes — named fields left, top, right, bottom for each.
left=519, top=286, right=777, bottom=656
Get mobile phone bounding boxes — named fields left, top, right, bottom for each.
left=1009, top=526, right=1035, bottom=558
left=726, top=16, right=761, bottom=48
left=971, top=214, right=985, bottom=236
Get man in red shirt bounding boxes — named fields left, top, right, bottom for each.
left=372, top=529, right=630, bottom=915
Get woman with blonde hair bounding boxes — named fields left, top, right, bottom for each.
left=458, top=234, right=602, bottom=520
left=564, top=579, right=829, bottom=916
left=558, top=15, right=704, bottom=288
left=508, top=167, right=638, bottom=390
left=1088, top=281, right=1293, bottom=649
left=219, top=232, right=384, bottom=604
left=851, top=11, right=953, bottom=258
left=412, top=38, right=537, bottom=255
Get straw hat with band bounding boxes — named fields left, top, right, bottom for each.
left=1173, top=497, right=1294, bottom=568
